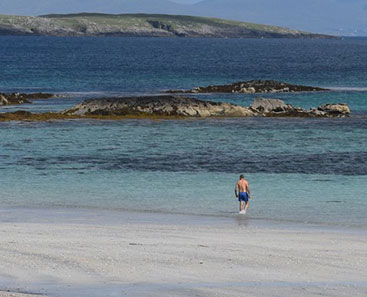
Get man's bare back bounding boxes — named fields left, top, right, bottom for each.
left=236, top=179, right=249, bottom=193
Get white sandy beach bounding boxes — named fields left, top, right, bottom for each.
left=0, top=209, right=366, bottom=297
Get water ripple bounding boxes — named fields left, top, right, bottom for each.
left=13, top=151, right=367, bottom=175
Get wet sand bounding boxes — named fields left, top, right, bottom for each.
left=0, top=208, right=366, bottom=297
left=0, top=293, right=44, bottom=297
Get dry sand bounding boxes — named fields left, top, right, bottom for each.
left=0, top=210, right=366, bottom=297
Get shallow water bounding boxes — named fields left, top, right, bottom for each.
left=1, top=118, right=366, bottom=228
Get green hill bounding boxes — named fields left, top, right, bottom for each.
left=0, top=13, right=335, bottom=38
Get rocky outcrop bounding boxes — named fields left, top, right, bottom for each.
left=64, top=95, right=350, bottom=118
left=64, top=95, right=255, bottom=117
left=316, top=104, right=351, bottom=116
left=251, top=97, right=350, bottom=118
left=250, top=97, right=297, bottom=113
left=0, top=93, right=30, bottom=105
left=0, top=96, right=351, bottom=121
left=166, top=80, right=328, bottom=94
left=0, top=92, right=54, bottom=106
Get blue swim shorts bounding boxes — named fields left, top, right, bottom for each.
left=238, top=192, right=249, bottom=202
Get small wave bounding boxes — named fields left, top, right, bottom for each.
left=12, top=150, right=367, bottom=176
left=56, top=91, right=167, bottom=98
left=327, top=87, right=367, bottom=92
left=0, top=86, right=45, bottom=90
left=56, top=91, right=118, bottom=97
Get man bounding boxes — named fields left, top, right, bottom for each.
left=235, top=174, right=251, bottom=214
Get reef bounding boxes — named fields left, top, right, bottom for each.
left=0, top=96, right=350, bottom=122
left=166, top=80, right=328, bottom=94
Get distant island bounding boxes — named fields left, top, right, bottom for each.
left=0, top=13, right=336, bottom=38
left=167, top=80, right=329, bottom=94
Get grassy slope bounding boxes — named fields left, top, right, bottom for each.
left=0, top=13, right=331, bottom=38
left=42, top=13, right=306, bottom=34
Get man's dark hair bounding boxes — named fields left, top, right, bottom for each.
left=240, top=174, right=244, bottom=179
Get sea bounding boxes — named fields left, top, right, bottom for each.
left=0, top=36, right=366, bottom=230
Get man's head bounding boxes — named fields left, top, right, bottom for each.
left=240, top=174, right=244, bottom=179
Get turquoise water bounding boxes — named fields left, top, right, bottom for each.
left=1, top=118, right=366, bottom=228
left=0, top=37, right=367, bottom=229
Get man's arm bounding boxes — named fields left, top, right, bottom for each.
left=246, top=182, right=251, bottom=198
left=235, top=182, right=239, bottom=197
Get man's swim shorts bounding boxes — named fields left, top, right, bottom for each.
left=238, top=192, right=249, bottom=202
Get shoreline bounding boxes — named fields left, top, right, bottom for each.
left=0, top=293, right=45, bottom=297
left=1, top=205, right=367, bottom=235
left=0, top=207, right=366, bottom=297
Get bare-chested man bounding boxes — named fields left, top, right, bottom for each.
left=235, top=174, right=251, bottom=214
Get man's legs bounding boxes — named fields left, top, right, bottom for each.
left=239, top=201, right=244, bottom=211
left=244, top=201, right=249, bottom=213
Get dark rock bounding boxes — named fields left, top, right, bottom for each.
left=166, top=80, right=328, bottom=94
left=23, top=93, right=54, bottom=100
left=0, top=92, right=54, bottom=106
left=0, top=93, right=30, bottom=105
left=12, top=110, right=33, bottom=117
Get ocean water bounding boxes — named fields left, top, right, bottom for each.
left=0, top=36, right=367, bottom=229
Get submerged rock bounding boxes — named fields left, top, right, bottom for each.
left=64, top=95, right=254, bottom=117
left=166, top=80, right=328, bottom=94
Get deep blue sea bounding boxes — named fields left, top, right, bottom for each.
left=0, top=36, right=366, bottom=229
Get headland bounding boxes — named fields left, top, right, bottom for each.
left=0, top=13, right=336, bottom=39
